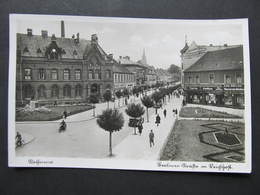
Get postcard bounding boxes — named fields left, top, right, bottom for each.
left=8, top=14, right=251, bottom=173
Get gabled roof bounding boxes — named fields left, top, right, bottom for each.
left=184, top=46, right=243, bottom=72
left=17, top=33, right=108, bottom=60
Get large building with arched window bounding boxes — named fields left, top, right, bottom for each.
left=16, top=21, right=115, bottom=106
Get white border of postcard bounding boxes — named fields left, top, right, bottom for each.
left=8, top=14, right=251, bottom=173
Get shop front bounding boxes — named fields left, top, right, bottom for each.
left=184, top=86, right=243, bottom=108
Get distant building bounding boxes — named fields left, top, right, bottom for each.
left=113, top=63, right=135, bottom=90
left=155, top=68, right=173, bottom=84
left=16, top=21, right=114, bottom=106
left=183, top=46, right=244, bottom=107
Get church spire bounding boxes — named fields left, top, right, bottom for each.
left=141, top=48, right=147, bottom=65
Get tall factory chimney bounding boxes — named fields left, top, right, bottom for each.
left=61, top=20, right=65, bottom=38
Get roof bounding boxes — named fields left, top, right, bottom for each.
left=113, top=64, right=132, bottom=74
left=17, top=33, right=108, bottom=60
left=184, top=46, right=243, bottom=72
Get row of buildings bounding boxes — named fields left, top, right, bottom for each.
left=181, top=40, right=244, bottom=108
left=16, top=21, right=179, bottom=106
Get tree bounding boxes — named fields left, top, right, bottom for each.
left=115, top=90, right=122, bottom=107
left=152, top=91, right=163, bottom=114
left=97, top=109, right=124, bottom=156
left=89, top=94, right=99, bottom=116
left=167, top=64, right=181, bottom=74
left=141, top=96, right=154, bottom=122
left=103, top=89, right=112, bottom=109
left=125, top=103, right=145, bottom=135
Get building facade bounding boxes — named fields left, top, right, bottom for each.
left=113, top=64, right=135, bottom=90
left=183, top=46, right=244, bottom=108
left=180, top=40, right=241, bottom=86
left=16, top=21, right=114, bottom=106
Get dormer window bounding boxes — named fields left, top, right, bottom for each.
left=73, top=50, right=77, bottom=55
left=50, top=48, right=58, bottom=59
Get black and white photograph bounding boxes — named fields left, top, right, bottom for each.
left=8, top=14, right=251, bottom=173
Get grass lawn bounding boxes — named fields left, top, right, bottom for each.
left=16, top=104, right=94, bottom=121
left=160, top=120, right=244, bottom=162
left=179, top=107, right=242, bottom=118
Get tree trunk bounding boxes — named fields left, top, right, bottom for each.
left=146, top=107, right=149, bottom=122
left=118, top=98, right=120, bottom=107
left=109, top=131, right=112, bottom=156
left=134, top=127, right=137, bottom=135
left=107, top=101, right=109, bottom=109
left=93, top=104, right=95, bottom=116
left=155, top=108, right=158, bottom=114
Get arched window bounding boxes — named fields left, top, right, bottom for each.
left=75, top=84, right=83, bottom=97
left=105, top=70, right=111, bottom=79
left=23, top=84, right=34, bottom=99
left=91, top=83, right=99, bottom=93
left=51, top=85, right=59, bottom=98
left=24, top=68, right=32, bottom=80
left=63, top=85, right=71, bottom=98
left=38, top=85, right=46, bottom=99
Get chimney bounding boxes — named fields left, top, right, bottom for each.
left=41, top=30, right=48, bottom=38
left=27, top=28, right=32, bottom=36
left=91, top=34, right=98, bottom=44
left=61, top=20, right=65, bottom=38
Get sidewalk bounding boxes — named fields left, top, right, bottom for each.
left=186, top=104, right=244, bottom=118
left=112, top=96, right=183, bottom=160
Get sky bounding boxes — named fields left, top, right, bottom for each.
left=16, top=16, right=245, bottom=69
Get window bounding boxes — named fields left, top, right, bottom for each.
left=196, top=75, right=200, bottom=83
left=209, top=74, right=214, bottom=84
left=75, top=85, right=82, bottom=97
left=24, top=68, right=32, bottom=80
left=51, top=69, right=58, bottom=80
left=38, top=85, right=46, bottom=99
left=75, top=70, right=81, bottom=80
left=95, top=70, right=100, bottom=79
left=38, top=69, right=46, bottom=80
left=225, top=75, right=231, bottom=84
left=106, top=70, right=111, bottom=79
left=236, top=74, right=242, bottom=84
left=188, top=76, right=192, bottom=84
left=51, top=85, right=59, bottom=98
left=88, top=70, right=93, bottom=79
left=63, top=85, right=71, bottom=98
left=63, top=69, right=70, bottom=80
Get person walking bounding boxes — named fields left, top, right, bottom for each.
left=163, top=109, right=167, bottom=118
left=138, top=123, right=143, bottom=135
left=155, top=114, right=161, bottom=126
left=149, top=130, right=155, bottom=147
left=63, top=110, right=68, bottom=119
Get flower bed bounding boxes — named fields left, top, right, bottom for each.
left=179, top=107, right=242, bottom=118
left=16, top=104, right=93, bottom=121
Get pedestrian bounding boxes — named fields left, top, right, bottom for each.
left=163, top=109, right=167, bottom=118
left=138, top=123, right=143, bottom=135
left=149, top=130, right=155, bottom=147
left=63, top=110, right=68, bottom=119
left=155, top=114, right=161, bottom=126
